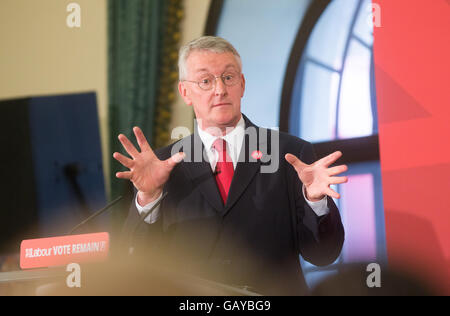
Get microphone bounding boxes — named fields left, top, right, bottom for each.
left=213, top=167, right=221, bottom=175
left=129, top=192, right=168, bottom=255
left=67, top=196, right=124, bottom=234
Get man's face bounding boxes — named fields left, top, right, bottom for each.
left=178, top=50, right=245, bottom=132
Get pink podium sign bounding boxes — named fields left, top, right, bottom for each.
left=20, top=232, right=109, bottom=269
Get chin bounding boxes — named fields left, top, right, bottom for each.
left=214, top=113, right=239, bottom=127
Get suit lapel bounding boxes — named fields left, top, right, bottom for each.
left=176, top=115, right=266, bottom=216
left=222, top=116, right=263, bottom=216
left=178, top=129, right=224, bottom=212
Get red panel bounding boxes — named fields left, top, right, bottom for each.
left=374, top=0, right=450, bottom=294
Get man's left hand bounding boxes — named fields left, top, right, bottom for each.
left=285, top=151, right=348, bottom=202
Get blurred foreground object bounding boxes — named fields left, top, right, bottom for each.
left=310, top=263, right=438, bottom=296
left=0, top=92, right=106, bottom=255
left=0, top=253, right=261, bottom=296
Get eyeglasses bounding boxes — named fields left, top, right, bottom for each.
left=182, top=71, right=241, bottom=91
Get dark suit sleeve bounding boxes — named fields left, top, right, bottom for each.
left=120, top=188, right=164, bottom=254
left=292, top=142, right=345, bottom=267
left=119, top=147, right=172, bottom=254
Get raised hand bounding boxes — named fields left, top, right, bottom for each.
left=285, top=151, right=348, bottom=202
left=113, top=127, right=185, bottom=206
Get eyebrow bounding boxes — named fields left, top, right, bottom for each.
left=194, top=64, right=238, bottom=74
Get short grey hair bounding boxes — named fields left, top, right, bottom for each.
left=178, top=36, right=242, bottom=80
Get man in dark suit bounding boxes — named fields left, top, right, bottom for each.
left=114, top=36, right=347, bottom=295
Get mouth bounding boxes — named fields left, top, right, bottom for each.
left=212, top=103, right=231, bottom=107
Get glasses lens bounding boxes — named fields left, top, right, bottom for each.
left=198, top=74, right=215, bottom=90
left=222, top=72, right=239, bottom=86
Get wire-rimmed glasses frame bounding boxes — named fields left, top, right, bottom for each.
left=181, top=71, right=241, bottom=91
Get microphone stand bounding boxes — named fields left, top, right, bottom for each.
left=67, top=196, right=124, bottom=235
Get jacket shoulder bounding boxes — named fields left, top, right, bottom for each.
left=278, top=130, right=311, bottom=147
left=153, top=134, right=193, bottom=160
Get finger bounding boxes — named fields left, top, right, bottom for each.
left=318, top=151, right=342, bottom=167
left=285, top=153, right=308, bottom=172
left=329, top=176, right=348, bottom=185
left=118, top=134, right=140, bottom=158
left=113, top=152, right=134, bottom=169
left=327, top=164, right=348, bottom=176
left=133, top=126, right=152, bottom=153
left=165, top=152, right=186, bottom=169
left=115, top=171, right=132, bottom=179
left=325, top=187, right=340, bottom=199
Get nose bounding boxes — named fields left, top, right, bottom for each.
left=214, top=77, right=227, bottom=96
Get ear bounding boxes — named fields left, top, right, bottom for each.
left=240, top=73, right=246, bottom=98
left=178, top=81, right=193, bottom=106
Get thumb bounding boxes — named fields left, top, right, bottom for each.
left=285, top=153, right=307, bottom=172
left=166, top=152, right=186, bottom=169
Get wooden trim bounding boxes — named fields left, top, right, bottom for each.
left=279, top=0, right=331, bottom=132
left=204, top=0, right=224, bottom=35
left=313, top=135, right=380, bottom=165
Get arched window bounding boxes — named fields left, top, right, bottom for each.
left=282, top=0, right=386, bottom=287
left=288, top=0, right=377, bottom=141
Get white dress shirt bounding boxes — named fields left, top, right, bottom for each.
left=136, top=115, right=329, bottom=223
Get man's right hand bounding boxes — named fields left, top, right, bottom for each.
left=113, top=126, right=185, bottom=206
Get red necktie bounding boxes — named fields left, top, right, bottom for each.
left=212, top=138, right=234, bottom=204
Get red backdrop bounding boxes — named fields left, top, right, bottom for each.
left=373, top=0, right=450, bottom=294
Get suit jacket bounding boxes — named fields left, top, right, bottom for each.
left=122, top=115, right=344, bottom=295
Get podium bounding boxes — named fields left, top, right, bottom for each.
left=0, top=267, right=67, bottom=296
left=1, top=232, right=263, bottom=295
left=0, top=264, right=262, bottom=296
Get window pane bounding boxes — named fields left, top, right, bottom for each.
left=338, top=39, right=373, bottom=138
left=353, top=0, right=374, bottom=46
left=304, top=270, right=338, bottom=291
left=340, top=173, right=377, bottom=262
left=216, top=0, right=312, bottom=129
left=300, top=62, right=340, bottom=142
left=306, top=0, right=359, bottom=70
left=334, top=161, right=387, bottom=264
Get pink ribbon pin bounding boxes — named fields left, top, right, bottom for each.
left=251, top=150, right=263, bottom=160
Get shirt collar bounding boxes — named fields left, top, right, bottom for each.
left=196, top=115, right=245, bottom=160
